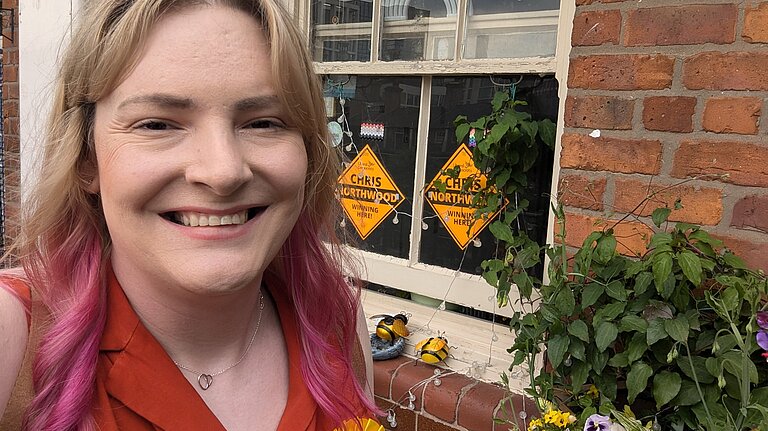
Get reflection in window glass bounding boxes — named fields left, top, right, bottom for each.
left=327, top=76, right=421, bottom=258
left=419, top=76, right=558, bottom=275
left=464, top=0, right=560, bottom=59
left=311, top=0, right=373, bottom=62
left=380, top=0, right=457, bottom=61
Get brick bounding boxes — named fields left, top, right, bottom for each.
left=569, top=55, right=674, bottom=90
left=423, top=372, right=475, bottom=423
left=418, top=415, right=457, bottom=431
left=373, top=355, right=410, bottom=399
left=643, top=96, right=696, bottom=133
left=731, top=195, right=768, bottom=233
left=3, top=117, right=18, bottom=136
left=564, top=95, right=634, bottom=130
left=702, top=97, right=762, bottom=135
left=743, top=2, right=768, bottom=43
left=375, top=398, right=417, bottom=431
left=562, top=212, right=653, bottom=257
left=456, top=382, right=506, bottom=431
left=716, top=234, right=768, bottom=272
left=683, top=52, right=768, bottom=91
left=625, top=5, right=737, bottom=46
left=494, top=394, right=540, bottom=431
left=3, top=82, right=19, bottom=99
left=558, top=174, right=606, bottom=211
left=390, top=360, right=437, bottom=411
left=2, top=99, right=18, bottom=118
left=576, top=0, right=625, bottom=4
left=2, top=48, right=18, bottom=65
left=672, top=140, right=768, bottom=188
left=2, top=64, right=17, bottom=82
left=572, top=10, right=621, bottom=46
left=613, top=179, right=723, bottom=225
left=560, top=133, right=662, bottom=175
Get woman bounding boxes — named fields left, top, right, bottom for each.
left=0, top=1, right=380, bottom=430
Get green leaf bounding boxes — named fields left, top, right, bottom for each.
left=455, top=122, right=471, bottom=143
left=674, top=379, right=703, bottom=406
left=511, top=272, right=533, bottom=299
left=653, top=371, right=682, bottom=408
left=619, top=315, right=648, bottom=333
left=633, top=272, right=653, bottom=296
left=571, top=361, right=590, bottom=393
left=605, top=280, right=628, bottom=301
left=722, top=252, right=746, bottom=269
left=553, top=287, right=576, bottom=316
left=652, top=207, right=672, bottom=227
left=594, top=321, right=618, bottom=352
left=488, top=221, right=515, bottom=243
left=652, top=252, right=673, bottom=293
left=678, top=355, right=715, bottom=384
left=627, top=361, right=653, bottom=403
left=567, top=319, right=590, bottom=343
left=647, top=318, right=668, bottom=346
left=677, top=250, right=703, bottom=287
left=608, top=351, right=629, bottom=368
left=569, top=337, right=586, bottom=361
left=593, top=302, right=626, bottom=322
left=664, top=315, right=690, bottom=343
left=492, top=91, right=509, bottom=112
left=626, top=333, right=647, bottom=362
left=547, top=334, right=570, bottom=368
left=581, top=283, right=605, bottom=309
left=487, top=122, right=510, bottom=144
left=538, top=118, right=556, bottom=149
left=595, top=234, right=617, bottom=264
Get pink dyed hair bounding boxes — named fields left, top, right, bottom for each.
left=11, top=0, right=377, bottom=429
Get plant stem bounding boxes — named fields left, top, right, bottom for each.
left=684, top=342, right=715, bottom=429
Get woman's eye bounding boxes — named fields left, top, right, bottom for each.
left=245, top=120, right=281, bottom=129
left=136, top=120, right=170, bottom=131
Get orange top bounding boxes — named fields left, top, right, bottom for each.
left=6, top=273, right=379, bottom=430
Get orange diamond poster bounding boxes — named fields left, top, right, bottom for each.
left=338, top=145, right=405, bottom=240
left=424, top=144, right=505, bottom=249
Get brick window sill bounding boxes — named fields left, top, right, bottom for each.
left=373, top=356, right=538, bottom=431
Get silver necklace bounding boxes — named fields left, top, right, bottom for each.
left=173, top=291, right=265, bottom=390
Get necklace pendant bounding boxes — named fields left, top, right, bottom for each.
left=198, top=373, right=213, bottom=390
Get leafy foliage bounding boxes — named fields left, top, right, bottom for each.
left=454, top=90, right=768, bottom=431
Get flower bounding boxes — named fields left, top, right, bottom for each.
left=584, top=414, right=612, bottom=431
left=587, top=385, right=599, bottom=398
left=756, top=311, right=768, bottom=362
left=528, top=418, right=544, bottom=431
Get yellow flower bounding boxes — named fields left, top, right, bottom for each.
left=334, top=418, right=384, bottom=431
left=587, top=385, right=599, bottom=398
left=527, top=418, right=543, bottom=431
left=543, top=410, right=560, bottom=425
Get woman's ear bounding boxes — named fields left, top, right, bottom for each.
left=87, top=174, right=100, bottom=194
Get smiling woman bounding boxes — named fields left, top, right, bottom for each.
left=0, top=1, right=380, bottom=431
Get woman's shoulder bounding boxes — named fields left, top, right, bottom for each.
left=0, top=270, right=31, bottom=420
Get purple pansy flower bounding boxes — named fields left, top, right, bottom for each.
left=757, top=311, right=768, bottom=362
left=584, top=414, right=612, bottom=431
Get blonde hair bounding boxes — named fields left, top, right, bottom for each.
left=16, top=2, right=371, bottom=430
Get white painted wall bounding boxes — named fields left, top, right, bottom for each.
left=18, top=0, right=80, bottom=198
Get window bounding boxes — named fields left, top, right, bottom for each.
left=290, top=0, right=572, bottom=380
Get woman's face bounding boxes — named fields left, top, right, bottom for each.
left=92, top=5, right=308, bottom=295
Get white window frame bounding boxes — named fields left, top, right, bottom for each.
left=286, top=0, right=575, bottom=381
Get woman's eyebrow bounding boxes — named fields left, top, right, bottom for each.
left=234, top=95, right=280, bottom=112
left=117, top=93, right=195, bottom=110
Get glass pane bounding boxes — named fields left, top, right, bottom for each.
left=380, top=0, right=457, bottom=61
left=327, top=76, right=422, bottom=258
left=464, top=0, right=560, bottom=59
left=311, top=0, right=373, bottom=62
left=419, top=75, right=558, bottom=274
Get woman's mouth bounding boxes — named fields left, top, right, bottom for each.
left=162, top=208, right=264, bottom=227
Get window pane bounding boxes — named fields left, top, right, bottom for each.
left=380, top=0, right=457, bottom=61
left=328, top=76, right=422, bottom=258
left=311, top=0, right=373, bottom=62
left=419, top=75, right=558, bottom=274
left=464, top=0, right=560, bottom=59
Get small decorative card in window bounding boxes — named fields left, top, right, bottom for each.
left=360, top=122, right=384, bottom=140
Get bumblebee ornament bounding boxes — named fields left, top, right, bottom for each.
left=370, top=313, right=409, bottom=344
left=415, top=335, right=450, bottom=364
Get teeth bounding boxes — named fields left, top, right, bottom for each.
left=173, top=210, right=249, bottom=227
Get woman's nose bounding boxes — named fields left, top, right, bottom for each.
left=185, top=128, right=253, bottom=196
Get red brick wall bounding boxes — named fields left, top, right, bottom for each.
left=562, top=0, right=768, bottom=271
left=1, top=0, right=19, bottom=252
